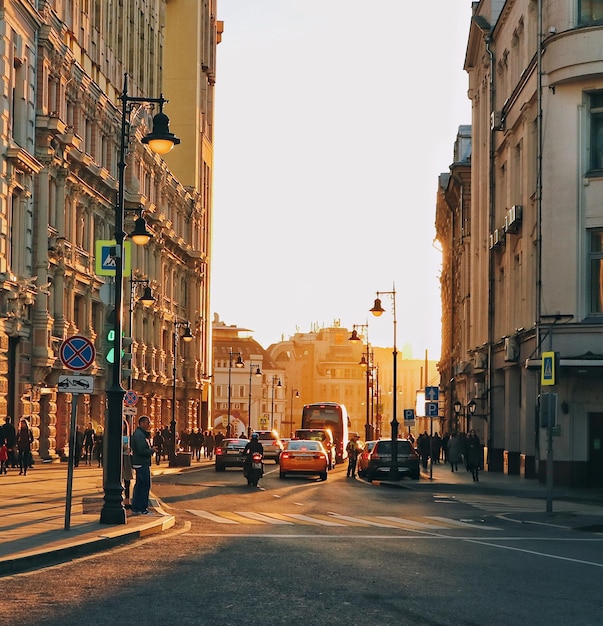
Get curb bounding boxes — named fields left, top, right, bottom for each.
left=0, top=513, right=175, bottom=578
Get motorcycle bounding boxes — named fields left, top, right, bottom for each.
left=244, top=451, right=264, bottom=486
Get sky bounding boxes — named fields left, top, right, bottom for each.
left=211, top=1, right=473, bottom=360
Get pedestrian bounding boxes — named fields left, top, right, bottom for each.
left=93, top=427, right=104, bottom=467
left=205, top=431, right=215, bottom=460
left=130, top=415, right=155, bottom=515
left=192, top=428, right=203, bottom=461
left=447, top=432, right=463, bottom=472
left=466, top=429, right=482, bottom=482
left=346, top=436, right=360, bottom=477
left=16, top=418, right=33, bottom=476
left=122, top=420, right=134, bottom=511
left=83, top=422, right=95, bottom=464
left=417, top=431, right=430, bottom=470
left=431, top=432, right=442, bottom=463
left=2, top=416, right=17, bottom=469
left=74, top=425, right=84, bottom=467
left=0, top=441, right=8, bottom=474
left=152, top=429, right=164, bottom=466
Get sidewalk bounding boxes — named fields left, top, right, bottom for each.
left=0, top=456, right=211, bottom=578
left=2, top=458, right=602, bottom=578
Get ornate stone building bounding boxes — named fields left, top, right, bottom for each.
left=0, top=1, right=219, bottom=459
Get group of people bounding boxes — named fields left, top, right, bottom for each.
left=416, top=430, right=483, bottom=482
left=149, top=427, right=220, bottom=465
left=1, top=416, right=34, bottom=476
left=73, top=423, right=104, bottom=467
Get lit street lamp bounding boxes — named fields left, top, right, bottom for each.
left=100, top=73, right=180, bottom=525
left=370, top=283, right=399, bottom=480
left=453, top=399, right=477, bottom=433
left=270, top=376, right=282, bottom=431
left=349, top=324, right=372, bottom=441
left=287, top=388, right=300, bottom=438
left=169, top=321, right=194, bottom=466
left=227, top=349, right=244, bottom=438
left=248, top=362, right=263, bottom=436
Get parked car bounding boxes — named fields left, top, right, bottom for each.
left=294, top=428, right=336, bottom=469
left=364, top=439, right=420, bottom=480
left=253, top=430, right=284, bottom=462
left=214, top=438, right=249, bottom=471
left=279, top=440, right=328, bottom=481
left=357, top=440, right=378, bottom=477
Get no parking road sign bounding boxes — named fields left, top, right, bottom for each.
left=60, top=335, right=96, bottom=371
left=124, top=389, right=139, bottom=406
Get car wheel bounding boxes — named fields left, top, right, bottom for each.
left=319, top=472, right=327, bottom=481
left=279, top=471, right=286, bottom=479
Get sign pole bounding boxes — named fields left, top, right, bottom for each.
left=64, top=398, right=78, bottom=530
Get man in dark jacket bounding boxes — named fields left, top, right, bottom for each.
left=2, top=417, right=17, bottom=469
left=130, top=415, right=155, bottom=515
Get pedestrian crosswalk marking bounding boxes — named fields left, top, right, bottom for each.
left=187, top=510, right=502, bottom=530
left=426, top=516, right=501, bottom=530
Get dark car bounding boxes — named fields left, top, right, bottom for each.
left=214, top=438, right=249, bottom=471
left=364, top=439, right=420, bottom=480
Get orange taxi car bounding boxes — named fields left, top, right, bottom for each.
left=279, top=440, right=329, bottom=481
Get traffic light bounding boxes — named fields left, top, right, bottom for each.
left=105, top=308, right=116, bottom=364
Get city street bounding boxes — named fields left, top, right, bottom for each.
left=2, top=462, right=603, bottom=625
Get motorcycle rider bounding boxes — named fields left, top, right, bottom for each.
left=243, top=432, right=264, bottom=476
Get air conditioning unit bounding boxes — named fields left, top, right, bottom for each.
left=489, top=233, right=495, bottom=250
left=505, top=205, right=523, bottom=233
left=474, top=382, right=486, bottom=399
left=474, top=353, right=487, bottom=371
left=504, top=336, right=520, bottom=362
left=491, top=111, right=504, bottom=131
left=454, top=360, right=469, bottom=376
left=491, top=228, right=505, bottom=248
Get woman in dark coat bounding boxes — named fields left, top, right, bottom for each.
left=465, top=430, right=482, bottom=482
left=16, top=418, right=34, bottom=476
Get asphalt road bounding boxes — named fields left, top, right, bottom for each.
left=3, top=462, right=603, bottom=625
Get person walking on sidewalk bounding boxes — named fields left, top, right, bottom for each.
left=447, top=432, right=462, bottom=472
left=16, top=418, right=33, bottom=476
left=2, top=416, right=17, bottom=469
left=466, top=430, right=482, bottom=482
left=83, top=422, right=94, bottom=465
left=346, top=436, right=360, bottom=477
left=122, top=420, right=134, bottom=511
left=130, top=415, right=155, bottom=515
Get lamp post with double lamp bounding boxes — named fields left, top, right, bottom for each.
left=227, top=350, right=244, bottom=438
left=370, top=284, right=399, bottom=480
left=349, top=324, right=373, bottom=441
left=453, top=400, right=476, bottom=434
left=288, top=388, right=300, bottom=438
left=100, top=74, right=180, bottom=525
left=270, top=376, right=282, bottom=431
left=247, top=363, right=263, bottom=437
left=169, top=321, right=194, bottom=466
left=125, top=276, right=155, bottom=391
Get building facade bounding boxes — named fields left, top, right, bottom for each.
left=0, top=1, right=219, bottom=459
left=436, top=0, right=603, bottom=486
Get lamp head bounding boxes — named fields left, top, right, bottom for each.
left=129, top=216, right=152, bottom=246
left=235, top=355, right=245, bottom=368
left=349, top=329, right=361, bottom=342
left=370, top=298, right=385, bottom=317
left=141, top=111, right=181, bottom=155
left=254, top=366, right=262, bottom=377
left=468, top=400, right=477, bottom=415
left=453, top=400, right=462, bottom=414
left=182, top=325, right=194, bottom=342
left=139, top=285, right=155, bottom=307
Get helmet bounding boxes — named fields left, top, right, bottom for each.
left=251, top=432, right=259, bottom=439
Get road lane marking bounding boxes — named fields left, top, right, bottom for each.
left=234, top=512, right=294, bottom=524
left=328, top=513, right=399, bottom=528
left=284, top=514, right=345, bottom=526
left=376, top=516, right=449, bottom=529
left=187, top=510, right=239, bottom=524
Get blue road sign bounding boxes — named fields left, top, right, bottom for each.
left=403, top=409, right=415, bottom=422
left=425, top=402, right=439, bottom=417
left=59, top=335, right=96, bottom=371
left=425, top=386, right=439, bottom=401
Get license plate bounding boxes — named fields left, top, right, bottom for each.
left=252, top=462, right=262, bottom=469
left=227, top=450, right=239, bottom=455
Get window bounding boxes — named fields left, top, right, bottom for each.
left=589, top=230, right=603, bottom=313
left=590, top=93, right=603, bottom=171
left=580, top=1, right=603, bottom=24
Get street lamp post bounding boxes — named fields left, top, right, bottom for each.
left=370, top=283, right=399, bottom=480
left=453, top=400, right=477, bottom=433
left=288, top=388, right=300, bottom=438
left=169, top=321, right=194, bottom=466
left=248, top=362, right=263, bottom=437
left=125, top=275, right=155, bottom=392
left=349, top=324, right=373, bottom=441
left=227, top=349, right=244, bottom=438
left=270, top=376, right=282, bottom=431
left=100, top=73, right=180, bottom=525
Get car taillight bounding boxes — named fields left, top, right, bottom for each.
left=281, top=452, right=290, bottom=459
left=215, top=447, right=223, bottom=455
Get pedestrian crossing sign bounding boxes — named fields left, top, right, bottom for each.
left=541, top=351, right=556, bottom=386
left=95, top=240, right=132, bottom=276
